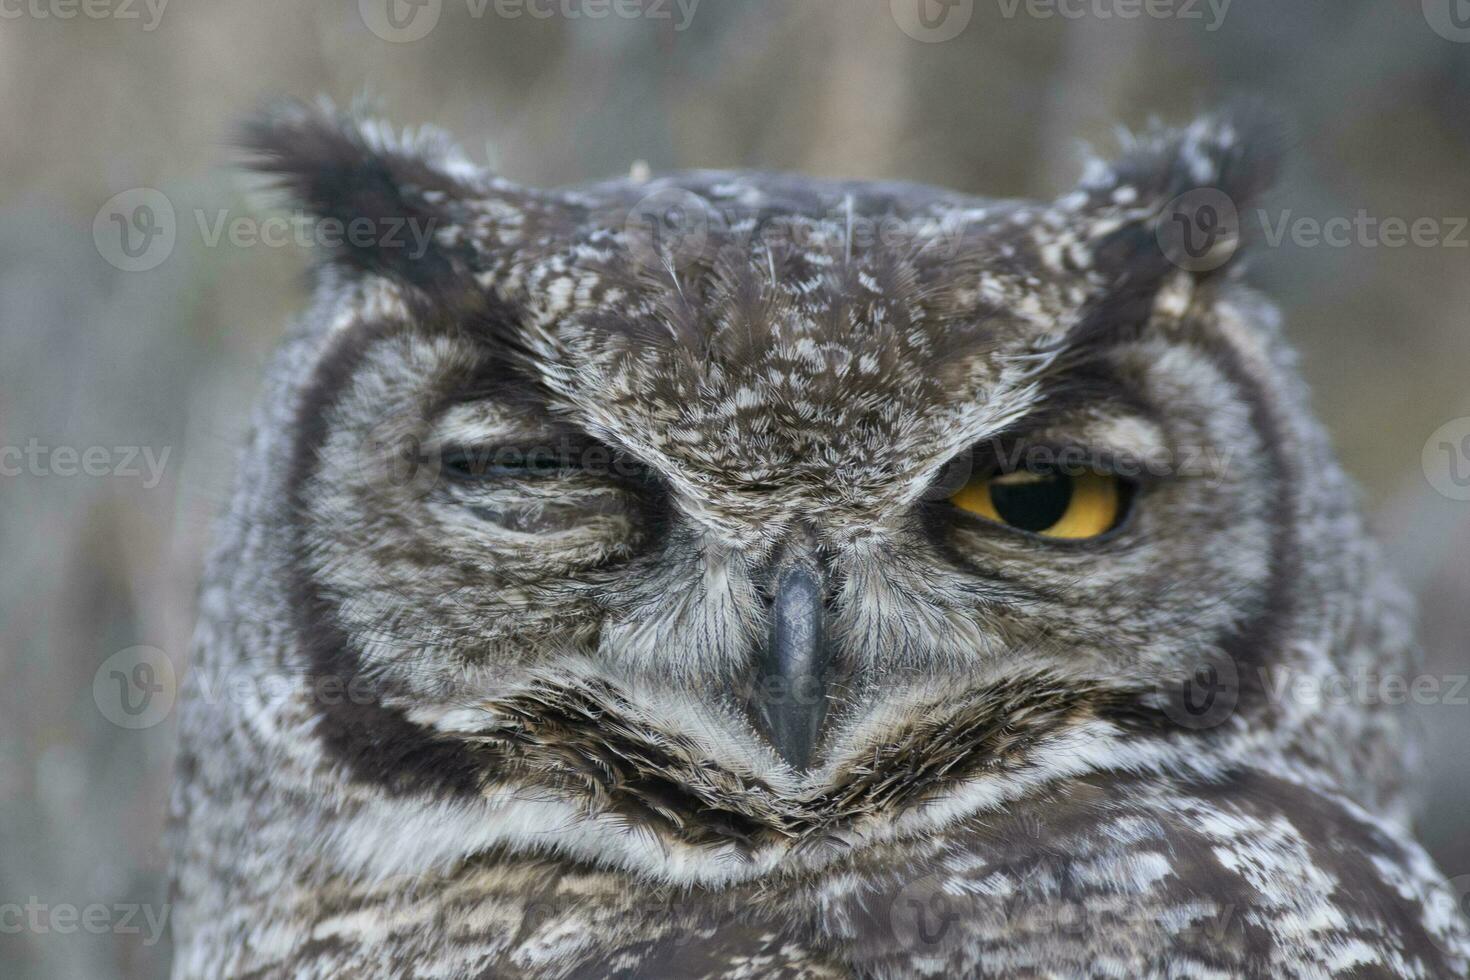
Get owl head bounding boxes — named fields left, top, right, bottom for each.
left=216, top=102, right=1404, bottom=881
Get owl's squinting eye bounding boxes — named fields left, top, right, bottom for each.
left=950, top=468, right=1130, bottom=540
left=440, top=444, right=651, bottom=484
left=441, top=446, right=574, bottom=481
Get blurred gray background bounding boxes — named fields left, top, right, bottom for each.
left=2, top=1, right=1468, bottom=976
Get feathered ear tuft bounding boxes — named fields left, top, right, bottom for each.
left=1049, top=106, right=1290, bottom=356
left=1081, top=103, right=1287, bottom=214
left=1068, top=103, right=1290, bottom=280
left=238, top=99, right=488, bottom=294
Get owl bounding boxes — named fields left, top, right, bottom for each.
left=167, top=100, right=1470, bottom=978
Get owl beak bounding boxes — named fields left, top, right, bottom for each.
left=749, top=564, right=832, bottom=771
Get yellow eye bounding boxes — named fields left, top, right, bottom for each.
left=950, top=469, right=1125, bottom=540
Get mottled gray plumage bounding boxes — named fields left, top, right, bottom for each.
left=168, top=101, right=1470, bottom=978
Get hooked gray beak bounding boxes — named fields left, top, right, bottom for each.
left=748, top=564, right=832, bottom=771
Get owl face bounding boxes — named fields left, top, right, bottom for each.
left=259, top=105, right=1301, bottom=846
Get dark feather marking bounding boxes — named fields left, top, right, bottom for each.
left=239, top=101, right=476, bottom=295
left=459, top=671, right=1162, bottom=852
left=286, top=313, right=514, bottom=798
left=1060, top=103, right=1289, bottom=362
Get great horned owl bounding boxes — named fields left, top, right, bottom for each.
left=168, top=101, right=1470, bottom=978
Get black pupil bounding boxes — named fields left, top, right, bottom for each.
left=990, top=472, right=1073, bottom=532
